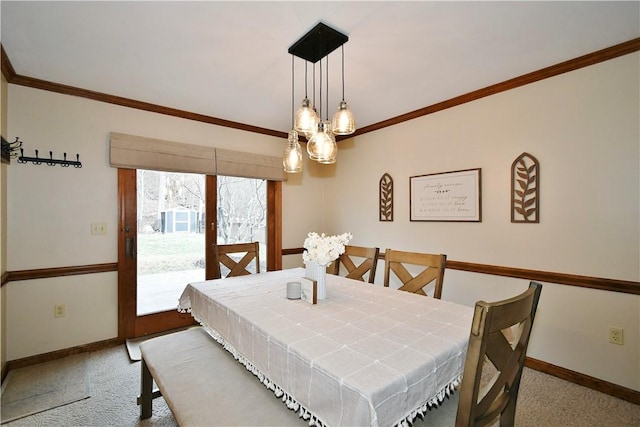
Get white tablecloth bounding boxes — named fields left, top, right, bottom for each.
left=178, top=268, right=473, bottom=427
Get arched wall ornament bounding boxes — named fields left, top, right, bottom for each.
left=379, top=173, right=394, bottom=221
left=511, top=152, right=539, bottom=223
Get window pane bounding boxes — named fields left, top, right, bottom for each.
left=217, top=176, right=267, bottom=274
left=137, top=170, right=206, bottom=315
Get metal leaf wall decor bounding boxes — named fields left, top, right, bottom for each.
left=379, top=173, right=394, bottom=221
left=511, top=152, right=539, bottom=223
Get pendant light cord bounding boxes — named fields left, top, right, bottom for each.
left=326, top=54, right=329, bottom=121
left=291, top=55, right=295, bottom=129
left=304, top=61, right=308, bottom=98
left=341, top=45, right=345, bottom=102
left=319, top=57, right=323, bottom=120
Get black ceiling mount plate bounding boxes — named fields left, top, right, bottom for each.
left=288, top=22, right=348, bottom=63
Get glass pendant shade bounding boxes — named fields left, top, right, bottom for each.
left=331, top=100, right=356, bottom=135
left=283, top=130, right=303, bottom=173
left=307, top=121, right=336, bottom=164
left=316, top=137, right=337, bottom=164
left=304, top=107, right=319, bottom=139
left=294, top=98, right=319, bottom=136
left=306, top=122, right=323, bottom=160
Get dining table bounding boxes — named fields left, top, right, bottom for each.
left=178, top=267, right=473, bottom=427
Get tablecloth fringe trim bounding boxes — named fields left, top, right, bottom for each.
left=394, top=376, right=462, bottom=427
left=191, top=315, right=327, bottom=427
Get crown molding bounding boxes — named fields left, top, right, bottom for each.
left=2, top=38, right=639, bottom=139
left=355, top=37, right=640, bottom=136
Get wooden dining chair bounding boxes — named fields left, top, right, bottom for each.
left=383, top=249, right=446, bottom=298
left=455, top=281, right=543, bottom=427
left=328, top=245, right=380, bottom=283
left=212, top=242, right=260, bottom=279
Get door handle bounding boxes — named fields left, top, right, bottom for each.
left=125, top=236, right=136, bottom=259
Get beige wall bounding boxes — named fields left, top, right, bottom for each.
left=4, top=85, right=324, bottom=359
left=1, top=69, right=8, bottom=373
left=4, top=52, right=639, bottom=391
left=324, top=53, right=640, bottom=390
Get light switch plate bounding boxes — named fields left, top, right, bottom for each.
left=91, top=222, right=107, bottom=235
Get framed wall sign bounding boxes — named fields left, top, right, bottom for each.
left=379, top=173, right=394, bottom=222
left=511, top=152, right=539, bottom=223
left=410, top=168, right=482, bottom=222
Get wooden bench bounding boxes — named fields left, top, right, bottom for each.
left=138, top=327, right=305, bottom=426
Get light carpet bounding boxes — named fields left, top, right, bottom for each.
left=1, top=353, right=91, bottom=424
left=2, top=344, right=638, bottom=426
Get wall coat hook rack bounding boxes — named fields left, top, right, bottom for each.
left=1, top=136, right=23, bottom=164
left=17, top=148, right=82, bottom=168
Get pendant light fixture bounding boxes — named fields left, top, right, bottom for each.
left=283, top=55, right=303, bottom=173
left=284, top=22, right=355, bottom=171
left=283, top=129, right=302, bottom=173
left=293, top=61, right=318, bottom=136
left=331, top=45, right=356, bottom=135
left=307, top=57, right=337, bottom=164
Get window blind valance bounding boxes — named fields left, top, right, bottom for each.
left=215, top=148, right=283, bottom=181
left=109, top=132, right=284, bottom=181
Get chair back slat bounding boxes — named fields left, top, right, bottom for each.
left=329, top=245, right=380, bottom=284
left=383, top=249, right=446, bottom=298
left=212, top=242, right=260, bottom=279
left=456, top=281, right=543, bottom=427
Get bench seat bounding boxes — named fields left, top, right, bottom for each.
left=139, top=327, right=305, bottom=426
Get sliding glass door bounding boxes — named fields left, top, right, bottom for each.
left=136, top=170, right=206, bottom=315
left=118, top=169, right=277, bottom=338
left=216, top=175, right=267, bottom=273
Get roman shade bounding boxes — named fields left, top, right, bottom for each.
left=109, top=132, right=284, bottom=181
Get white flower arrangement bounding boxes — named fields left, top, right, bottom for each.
left=302, top=232, right=353, bottom=267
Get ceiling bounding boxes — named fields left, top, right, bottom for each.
left=1, top=1, right=639, bottom=134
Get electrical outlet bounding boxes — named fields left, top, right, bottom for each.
left=54, top=304, right=66, bottom=318
left=609, top=327, right=623, bottom=345
left=91, top=222, right=107, bottom=235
